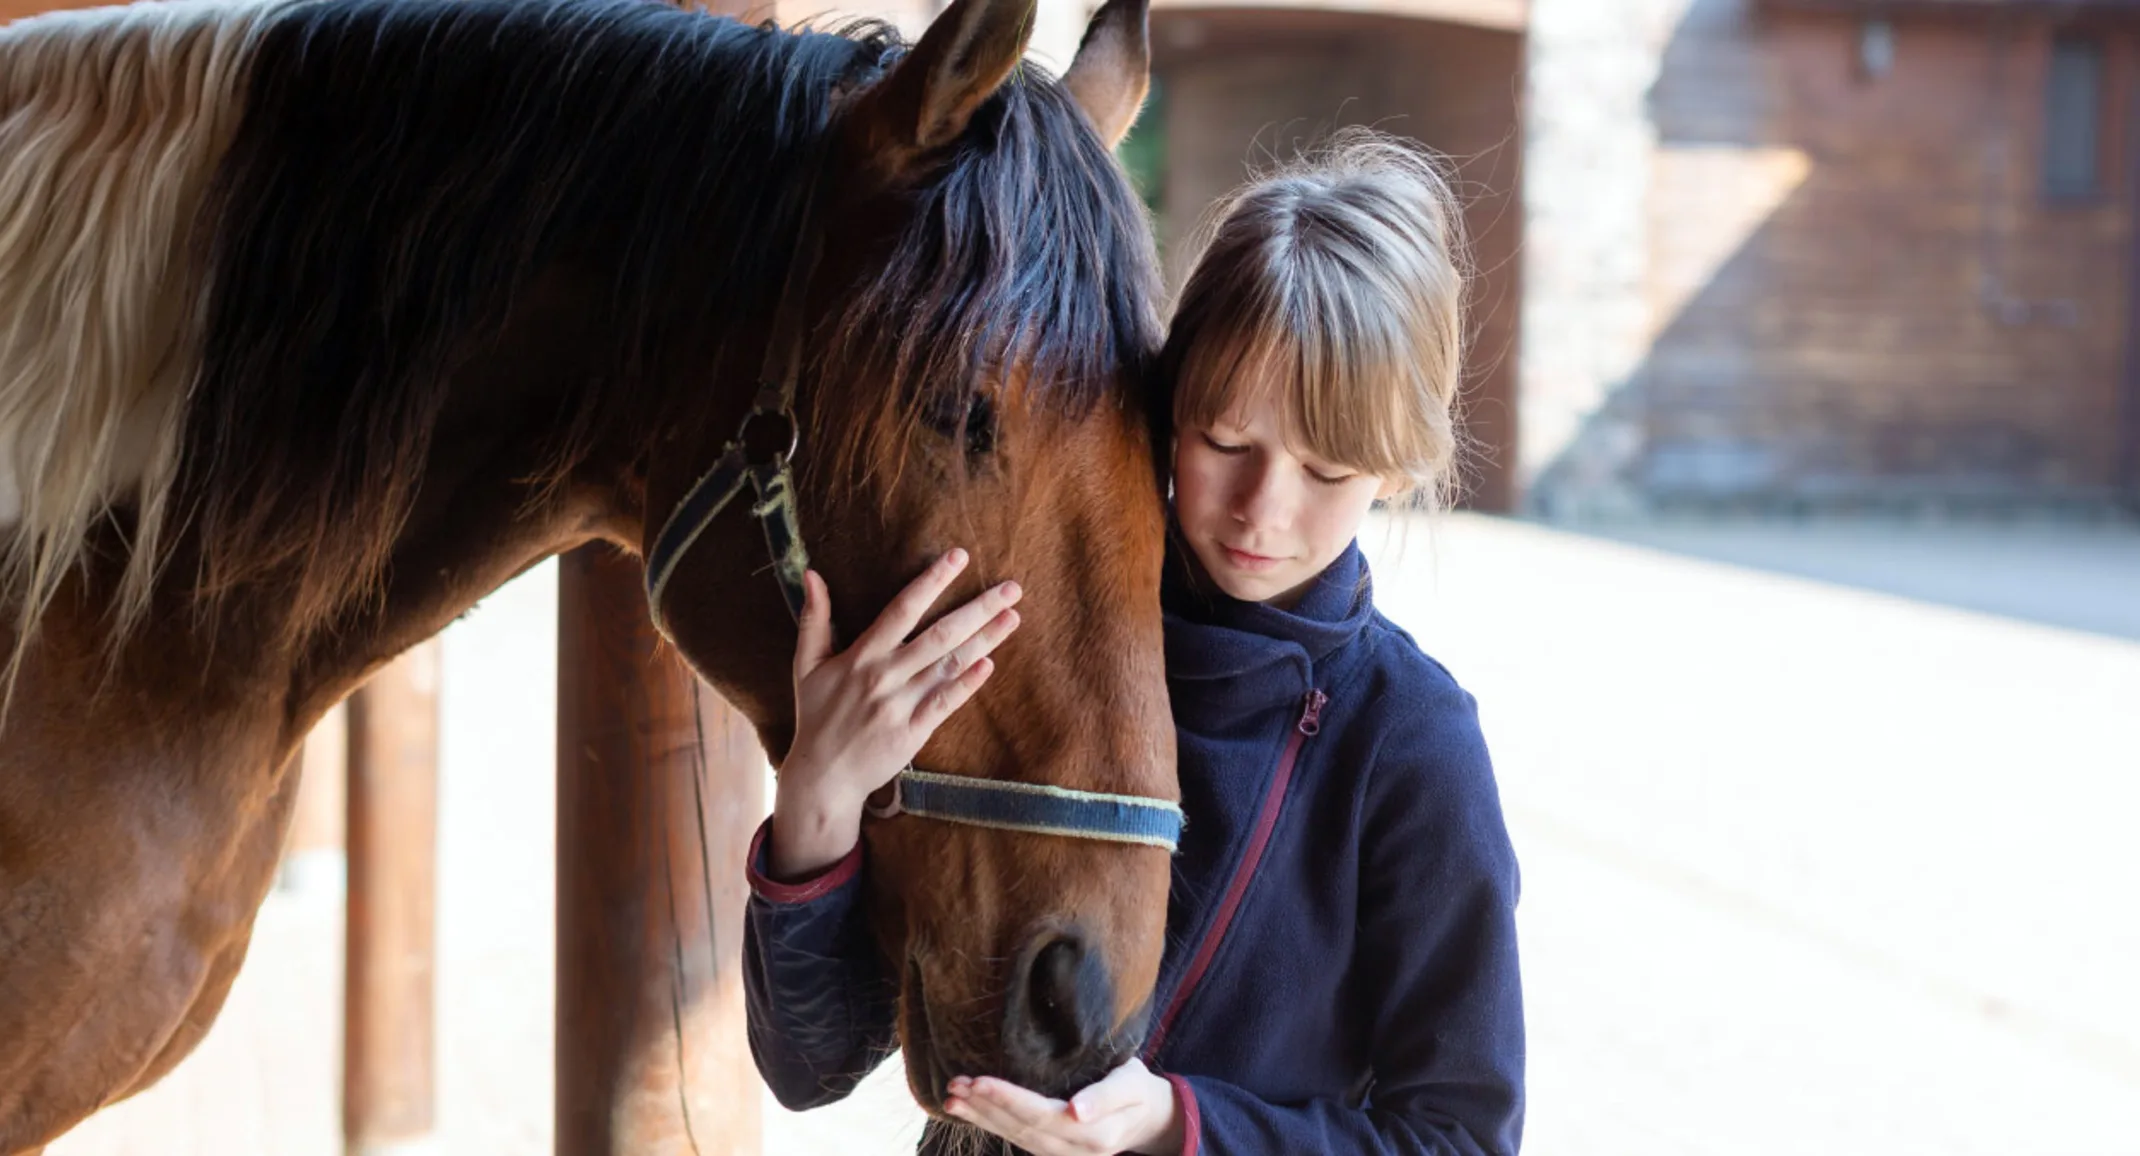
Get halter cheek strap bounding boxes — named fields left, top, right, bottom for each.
left=644, top=391, right=811, bottom=635
left=639, top=156, right=1181, bottom=855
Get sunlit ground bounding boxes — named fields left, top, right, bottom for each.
left=51, top=511, right=2140, bottom=1156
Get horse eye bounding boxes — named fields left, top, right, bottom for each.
left=920, top=390, right=996, bottom=459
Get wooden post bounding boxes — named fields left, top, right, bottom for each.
left=343, top=641, right=441, bottom=1156
left=556, top=544, right=765, bottom=1156
left=279, top=702, right=348, bottom=896
left=2122, top=80, right=2140, bottom=509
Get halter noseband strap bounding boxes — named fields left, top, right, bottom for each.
left=866, top=769, right=1183, bottom=850
left=639, top=156, right=1182, bottom=855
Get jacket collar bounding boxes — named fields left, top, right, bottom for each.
left=1161, top=526, right=1376, bottom=705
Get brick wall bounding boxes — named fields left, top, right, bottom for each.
left=1651, top=6, right=2131, bottom=506
left=1529, top=0, right=2140, bottom=512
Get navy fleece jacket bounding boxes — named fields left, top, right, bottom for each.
left=742, top=541, right=1526, bottom=1155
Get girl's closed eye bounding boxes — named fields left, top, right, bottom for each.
left=1306, top=465, right=1356, bottom=486
left=1200, top=431, right=1247, bottom=455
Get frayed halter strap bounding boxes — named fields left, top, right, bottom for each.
left=639, top=152, right=1182, bottom=855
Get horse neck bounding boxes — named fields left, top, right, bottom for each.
left=279, top=329, right=656, bottom=737
left=209, top=229, right=779, bottom=748
left=282, top=459, right=618, bottom=734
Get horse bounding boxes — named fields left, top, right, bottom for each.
left=0, top=0, right=1179, bottom=1146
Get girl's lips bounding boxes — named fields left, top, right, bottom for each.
left=1221, top=544, right=1283, bottom=570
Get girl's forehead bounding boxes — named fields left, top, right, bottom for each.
left=1207, top=389, right=1283, bottom=433
left=1204, top=364, right=1290, bottom=429
left=1203, top=395, right=1344, bottom=464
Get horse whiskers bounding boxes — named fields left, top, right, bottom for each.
left=946, top=1117, right=1000, bottom=1156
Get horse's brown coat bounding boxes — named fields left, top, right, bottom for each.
left=0, top=0, right=1169, bottom=1147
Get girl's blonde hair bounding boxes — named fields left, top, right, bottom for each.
left=1160, top=128, right=1468, bottom=509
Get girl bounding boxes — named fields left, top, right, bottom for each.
left=744, top=129, right=1525, bottom=1156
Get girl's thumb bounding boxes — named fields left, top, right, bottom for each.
left=793, top=570, right=833, bottom=675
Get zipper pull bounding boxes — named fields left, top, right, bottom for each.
left=1297, top=689, right=1328, bottom=736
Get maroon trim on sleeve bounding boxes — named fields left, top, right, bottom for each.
left=1165, top=1073, right=1202, bottom=1156
left=746, top=818, right=861, bottom=903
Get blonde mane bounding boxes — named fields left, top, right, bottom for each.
left=0, top=0, right=273, bottom=690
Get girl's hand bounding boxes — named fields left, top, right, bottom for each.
left=945, top=1058, right=1185, bottom=1156
left=767, top=548, right=1022, bottom=880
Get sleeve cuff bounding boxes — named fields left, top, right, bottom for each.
left=1165, top=1073, right=1203, bottom=1156
left=746, top=817, right=863, bottom=904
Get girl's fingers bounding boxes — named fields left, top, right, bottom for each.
left=1067, top=1056, right=1149, bottom=1122
left=971, top=1078, right=1065, bottom=1121
left=945, top=1096, right=1025, bottom=1150
left=853, top=549, right=968, bottom=658
left=949, top=1079, right=1099, bottom=1156
left=955, top=1081, right=1056, bottom=1132
left=791, top=570, right=834, bottom=681
left=1067, top=1079, right=1135, bottom=1123
left=919, top=607, right=1019, bottom=689
left=915, top=657, right=994, bottom=727
left=892, top=579, right=1022, bottom=681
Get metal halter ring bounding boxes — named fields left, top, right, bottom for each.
left=736, top=400, right=800, bottom=466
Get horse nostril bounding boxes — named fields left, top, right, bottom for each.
left=1024, top=935, right=1107, bottom=1061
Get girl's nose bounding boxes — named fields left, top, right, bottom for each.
left=1233, top=458, right=1291, bottom=527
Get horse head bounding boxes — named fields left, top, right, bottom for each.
left=645, top=0, right=1177, bottom=1107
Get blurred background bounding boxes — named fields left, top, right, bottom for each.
left=12, top=0, right=2136, bottom=1152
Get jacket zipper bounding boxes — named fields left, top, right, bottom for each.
left=1143, top=688, right=1328, bottom=1061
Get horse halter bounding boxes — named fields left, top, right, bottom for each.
left=640, top=160, right=1183, bottom=855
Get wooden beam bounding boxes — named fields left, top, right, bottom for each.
left=556, top=545, right=765, bottom=1156
left=343, top=642, right=441, bottom=1156
left=1149, top=0, right=1527, bottom=33
left=2125, top=80, right=2140, bottom=510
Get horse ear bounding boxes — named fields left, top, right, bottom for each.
left=848, top=0, right=1038, bottom=165
left=1062, top=0, right=1151, bottom=149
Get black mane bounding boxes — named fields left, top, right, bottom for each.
left=826, top=53, right=1165, bottom=482
left=180, top=0, right=1160, bottom=623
